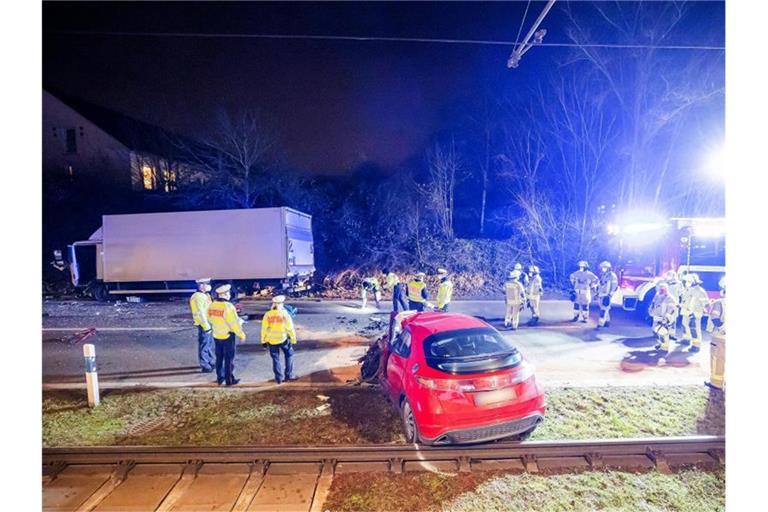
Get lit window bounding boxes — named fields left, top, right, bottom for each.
left=142, top=164, right=156, bottom=190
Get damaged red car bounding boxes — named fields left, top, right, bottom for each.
left=379, top=312, right=546, bottom=445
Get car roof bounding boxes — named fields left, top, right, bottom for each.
left=401, top=312, right=491, bottom=338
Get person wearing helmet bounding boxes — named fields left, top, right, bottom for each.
left=526, top=265, right=543, bottom=326
left=407, top=272, right=429, bottom=311
left=661, top=270, right=683, bottom=339
left=569, top=261, right=598, bottom=323
left=361, top=275, right=382, bottom=309
left=436, top=268, right=454, bottom=312
left=514, top=262, right=530, bottom=288
left=190, top=278, right=215, bottom=373
left=504, top=270, right=527, bottom=329
left=680, top=273, right=709, bottom=353
left=705, top=276, right=726, bottom=389
left=650, top=282, right=678, bottom=353
left=596, top=261, right=619, bottom=328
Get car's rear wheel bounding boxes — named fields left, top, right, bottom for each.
left=401, top=399, right=420, bottom=444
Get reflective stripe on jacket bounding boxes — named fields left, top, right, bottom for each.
left=261, top=308, right=297, bottom=345
left=504, top=280, right=526, bottom=304
left=190, top=291, right=212, bottom=330
left=650, top=294, right=677, bottom=324
left=527, top=274, right=543, bottom=298
left=207, top=300, right=245, bottom=340
left=570, top=270, right=598, bottom=291
left=681, top=285, right=709, bottom=316
left=437, top=280, right=453, bottom=309
left=407, top=280, right=428, bottom=303
left=598, top=271, right=618, bottom=297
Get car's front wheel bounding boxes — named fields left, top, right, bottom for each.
left=401, top=399, right=420, bottom=444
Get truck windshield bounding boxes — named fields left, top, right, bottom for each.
left=423, top=327, right=521, bottom=375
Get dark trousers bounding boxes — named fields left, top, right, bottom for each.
left=268, top=341, right=295, bottom=382
left=393, top=283, right=408, bottom=312
left=215, top=335, right=237, bottom=384
left=197, top=326, right=215, bottom=371
left=438, top=304, right=449, bottom=312
left=409, top=300, right=425, bottom=312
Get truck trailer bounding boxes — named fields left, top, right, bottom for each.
left=67, top=207, right=315, bottom=300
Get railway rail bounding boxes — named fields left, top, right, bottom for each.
left=43, top=435, right=724, bottom=511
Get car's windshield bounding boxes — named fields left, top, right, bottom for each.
left=423, top=327, right=522, bottom=374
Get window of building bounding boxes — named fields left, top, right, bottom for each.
left=142, top=164, right=156, bottom=190
left=65, top=128, right=77, bottom=153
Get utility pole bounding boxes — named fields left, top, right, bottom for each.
left=508, top=0, right=557, bottom=69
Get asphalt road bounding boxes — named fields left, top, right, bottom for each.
left=42, top=298, right=711, bottom=388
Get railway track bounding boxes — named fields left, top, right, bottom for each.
left=43, top=436, right=724, bottom=512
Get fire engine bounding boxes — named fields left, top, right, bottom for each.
left=607, top=217, right=725, bottom=317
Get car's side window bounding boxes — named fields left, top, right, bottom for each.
left=394, top=329, right=412, bottom=358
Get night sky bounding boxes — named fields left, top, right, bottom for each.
left=43, top=1, right=725, bottom=174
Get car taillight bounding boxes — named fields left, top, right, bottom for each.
left=415, top=363, right=534, bottom=392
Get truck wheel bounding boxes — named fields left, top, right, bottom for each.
left=92, top=283, right=109, bottom=302
left=401, top=399, right=421, bottom=444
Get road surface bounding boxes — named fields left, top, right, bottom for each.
left=42, top=298, right=711, bottom=388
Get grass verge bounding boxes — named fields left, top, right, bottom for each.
left=323, top=469, right=725, bottom=512
left=42, top=385, right=723, bottom=447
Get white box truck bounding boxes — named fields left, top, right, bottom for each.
left=67, top=207, right=315, bottom=300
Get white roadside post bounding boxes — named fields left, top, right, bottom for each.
left=83, top=343, right=100, bottom=407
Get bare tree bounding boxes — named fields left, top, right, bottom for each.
left=173, top=109, right=278, bottom=209
left=421, top=140, right=462, bottom=239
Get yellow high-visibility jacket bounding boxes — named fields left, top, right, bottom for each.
left=437, top=280, right=453, bottom=309
left=189, top=291, right=212, bottom=330
left=385, top=272, right=400, bottom=290
left=207, top=300, right=246, bottom=341
left=407, top=280, right=428, bottom=303
left=261, top=308, right=297, bottom=345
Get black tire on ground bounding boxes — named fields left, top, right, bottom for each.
left=92, top=283, right=109, bottom=302
left=401, top=399, right=421, bottom=444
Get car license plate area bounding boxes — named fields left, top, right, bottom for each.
left=473, top=388, right=516, bottom=406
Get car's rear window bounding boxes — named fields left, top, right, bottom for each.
left=423, top=327, right=522, bottom=375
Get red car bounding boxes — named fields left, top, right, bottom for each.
left=380, top=312, right=546, bottom=445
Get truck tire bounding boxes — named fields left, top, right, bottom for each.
left=92, top=283, right=109, bottom=302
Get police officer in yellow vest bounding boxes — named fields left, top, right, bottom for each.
left=261, top=295, right=298, bottom=384
left=189, top=278, right=215, bottom=373
left=207, top=284, right=246, bottom=386
left=383, top=269, right=408, bottom=312
left=705, top=277, right=726, bottom=390
left=407, top=272, right=429, bottom=311
left=436, top=268, right=453, bottom=312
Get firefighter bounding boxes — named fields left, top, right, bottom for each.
left=261, top=295, right=298, bottom=384
left=650, top=282, right=678, bottom=353
left=436, top=268, right=453, bottom=312
left=680, top=273, right=709, bottom=353
left=504, top=270, right=527, bottom=330
left=383, top=269, right=408, bottom=312
left=705, top=277, right=726, bottom=389
left=596, top=261, right=618, bottom=328
left=662, top=270, right=684, bottom=339
left=361, top=275, right=382, bottom=309
left=207, top=284, right=246, bottom=386
left=570, top=261, right=598, bottom=323
left=190, top=278, right=215, bottom=373
left=514, top=262, right=530, bottom=287
left=407, top=272, right=429, bottom=311
left=526, top=265, right=543, bottom=326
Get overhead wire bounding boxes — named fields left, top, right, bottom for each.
left=47, top=30, right=726, bottom=51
